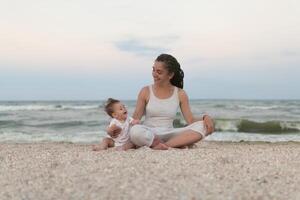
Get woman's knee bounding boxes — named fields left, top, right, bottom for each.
left=129, top=125, right=144, bottom=138
left=129, top=125, right=154, bottom=147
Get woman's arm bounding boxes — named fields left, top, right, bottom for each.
left=132, top=86, right=149, bottom=120
left=178, top=89, right=195, bottom=125
left=179, top=89, right=215, bottom=134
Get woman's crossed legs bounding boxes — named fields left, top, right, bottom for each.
left=129, top=124, right=206, bottom=149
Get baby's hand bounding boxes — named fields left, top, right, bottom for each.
left=130, top=119, right=140, bottom=125
left=107, top=124, right=121, bottom=138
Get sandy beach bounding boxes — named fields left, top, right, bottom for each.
left=0, top=142, right=299, bottom=200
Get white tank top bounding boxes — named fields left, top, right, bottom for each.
left=143, top=85, right=179, bottom=129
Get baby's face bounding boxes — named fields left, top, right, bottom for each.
left=112, top=102, right=128, bottom=121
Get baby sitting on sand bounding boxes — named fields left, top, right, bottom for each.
left=93, top=98, right=139, bottom=151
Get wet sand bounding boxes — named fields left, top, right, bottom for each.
left=0, top=142, right=299, bottom=200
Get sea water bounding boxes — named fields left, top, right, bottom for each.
left=0, top=100, right=300, bottom=143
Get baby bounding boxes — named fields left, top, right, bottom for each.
left=93, top=98, right=139, bottom=151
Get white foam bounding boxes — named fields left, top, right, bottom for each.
left=237, top=105, right=280, bottom=110
left=0, top=105, right=58, bottom=111
left=0, top=105, right=100, bottom=111
left=0, top=131, right=104, bottom=144
left=205, top=132, right=300, bottom=142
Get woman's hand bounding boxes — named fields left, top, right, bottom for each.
left=203, top=115, right=214, bottom=135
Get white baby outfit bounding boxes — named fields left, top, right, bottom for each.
left=108, top=117, right=133, bottom=147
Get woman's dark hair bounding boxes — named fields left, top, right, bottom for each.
left=155, top=54, right=184, bottom=89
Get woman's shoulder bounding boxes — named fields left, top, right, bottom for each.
left=140, top=85, right=150, bottom=94
left=177, top=88, right=189, bottom=101
left=138, top=86, right=150, bottom=100
left=177, top=87, right=186, bottom=95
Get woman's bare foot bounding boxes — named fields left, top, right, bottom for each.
left=179, top=146, right=188, bottom=149
left=178, top=144, right=196, bottom=149
left=152, top=143, right=169, bottom=150
left=150, top=134, right=169, bottom=150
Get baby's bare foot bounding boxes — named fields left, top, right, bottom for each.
left=92, top=145, right=106, bottom=151
left=115, top=146, right=124, bottom=151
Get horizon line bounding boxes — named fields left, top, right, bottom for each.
left=0, top=98, right=300, bottom=102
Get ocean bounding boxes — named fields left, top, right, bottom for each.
left=0, top=100, right=300, bottom=143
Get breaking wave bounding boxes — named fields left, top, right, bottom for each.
left=173, top=118, right=300, bottom=134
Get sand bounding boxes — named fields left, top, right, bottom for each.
left=0, top=141, right=299, bottom=200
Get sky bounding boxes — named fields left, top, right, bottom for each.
left=0, top=0, right=299, bottom=100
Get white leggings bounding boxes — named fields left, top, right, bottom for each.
left=129, top=121, right=206, bottom=147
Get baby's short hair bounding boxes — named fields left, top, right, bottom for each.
left=104, top=98, right=120, bottom=117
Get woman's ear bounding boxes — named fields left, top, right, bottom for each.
left=169, top=72, right=174, bottom=80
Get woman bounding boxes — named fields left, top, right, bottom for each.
left=110, top=54, right=214, bottom=149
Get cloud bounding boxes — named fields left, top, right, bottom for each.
left=280, top=49, right=299, bottom=57
left=115, top=36, right=179, bottom=57
left=115, top=39, right=167, bottom=56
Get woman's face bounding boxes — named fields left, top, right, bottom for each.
left=152, top=61, right=173, bottom=84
